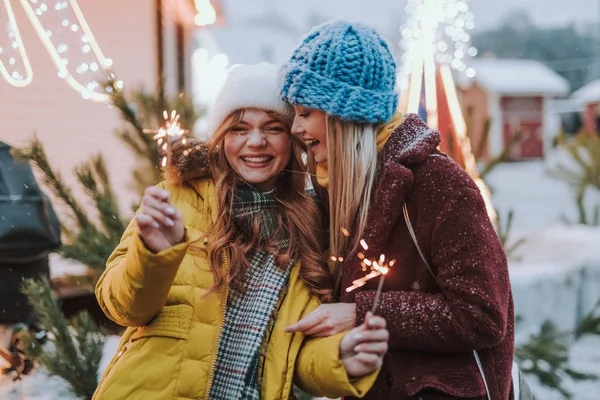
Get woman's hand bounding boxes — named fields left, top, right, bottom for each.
left=340, top=312, right=389, bottom=378
left=135, top=187, right=184, bottom=253
left=284, top=303, right=356, bottom=337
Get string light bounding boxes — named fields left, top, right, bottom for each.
left=439, top=64, right=497, bottom=222
left=0, top=0, right=114, bottom=101
left=398, top=0, right=497, bottom=224
left=0, top=0, right=33, bottom=86
left=194, top=0, right=216, bottom=26
left=399, top=0, right=477, bottom=92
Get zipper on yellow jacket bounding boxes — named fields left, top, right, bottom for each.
left=92, top=337, right=133, bottom=400
left=204, top=249, right=231, bottom=398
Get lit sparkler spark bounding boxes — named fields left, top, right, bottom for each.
left=345, top=260, right=390, bottom=292
left=346, top=252, right=395, bottom=293
left=143, top=110, right=189, bottom=167
left=342, top=237, right=395, bottom=314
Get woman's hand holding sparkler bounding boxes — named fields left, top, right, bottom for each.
left=284, top=303, right=356, bottom=336
left=339, top=312, right=389, bottom=378
left=136, top=187, right=185, bottom=253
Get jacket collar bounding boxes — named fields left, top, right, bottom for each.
left=360, top=113, right=440, bottom=259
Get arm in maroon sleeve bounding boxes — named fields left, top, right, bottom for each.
left=355, top=184, right=510, bottom=352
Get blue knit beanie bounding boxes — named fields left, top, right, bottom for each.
left=280, top=20, right=398, bottom=124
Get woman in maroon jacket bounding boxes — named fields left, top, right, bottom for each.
left=281, top=20, right=515, bottom=399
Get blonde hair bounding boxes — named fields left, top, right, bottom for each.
left=323, top=116, right=379, bottom=283
left=198, top=109, right=334, bottom=302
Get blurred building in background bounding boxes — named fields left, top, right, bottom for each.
left=458, top=59, right=570, bottom=161
left=1, top=0, right=218, bottom=210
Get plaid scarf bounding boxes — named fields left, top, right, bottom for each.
left=209, top=185, right=293, bottom=400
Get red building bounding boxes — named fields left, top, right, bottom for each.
left=571, top=79, right=600, bottom=135
left=458, top=59, right=570, bottom=161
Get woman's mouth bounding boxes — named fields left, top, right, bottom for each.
left=305, top=139, right=320, bottom=148
left=240, top=155, right=274, bottom=165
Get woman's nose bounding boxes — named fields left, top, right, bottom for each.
left=291, top=119, right=304, bottom=136
left=246, top=129, right=266, bottom=147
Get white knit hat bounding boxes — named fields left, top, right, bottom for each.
left=206, top=63, right=295, bottom=135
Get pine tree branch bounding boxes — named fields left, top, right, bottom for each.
left=12, top=137, right=93, bottom=232
left=73, top=155, right=126, bottom=243
left=549, top=133, right=600, bottom=225
left=59, top=229, right=119, bottom=270
left=516, top=300, right=600, bottom=397
left=104, top=79, right=145, bottom=135
left=114, top=128, right=150, bottom=159
left=496, top=209, right=526, bottom=259
left=20, top=277, right=107, bottom=400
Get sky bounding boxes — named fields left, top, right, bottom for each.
left=223, top=0, right=600, bottom=32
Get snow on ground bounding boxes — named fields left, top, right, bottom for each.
left=488, top=157, right=600, bottom=398
left=0, top=336, right=120, bottom=400
left=48, top=253, right=89, bottom=280
left=525, top=336, right=600, bottom=400
left=485, top=156, right=600, bottom=232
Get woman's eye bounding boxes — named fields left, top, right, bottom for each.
left=298, top=113, right=309, bottom=118
left=231, top=127, right=248, bottom=134
left=266, top=126, right=284, bottom=134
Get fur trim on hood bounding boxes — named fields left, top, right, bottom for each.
left=162, top=137, right=210, bottom=186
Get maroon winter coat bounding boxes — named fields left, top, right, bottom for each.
left=341, top=114, right=515, bottom=399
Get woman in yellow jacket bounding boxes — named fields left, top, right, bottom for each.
left=93, top=63, right=389, bottom=400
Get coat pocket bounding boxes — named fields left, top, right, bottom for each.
left=131, top=304, right=194, bottom=341
left=93, top=304, right=194, bottom=400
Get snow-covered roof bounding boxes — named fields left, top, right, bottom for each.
left=571, top=79, right=600, bottom=104
left=462, top=59, right=570, bottom=96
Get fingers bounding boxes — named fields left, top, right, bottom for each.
left=135, top=213, right=158, bottom=231
left=365, top=314, right=386, bottom=330
left=301, top=323, right=339, bottom=337
left=344, top=328, right=389, bottom=350
left=140, top=190, right=181, bottom=228
left=141, top=204, right=176, bottom=227
left=353, top=352, right=383, bottom=370
left=354, top=341, right=388, bottom=356
left=142, top=187, right=181, bottom=219
left=144, top=186, right=170, bottom=202
left=284, top=309, right=325, bottom=334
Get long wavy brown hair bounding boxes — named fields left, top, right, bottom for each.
left=202, top=109, right=333, bottom=302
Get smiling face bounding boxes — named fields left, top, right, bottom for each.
left=223, top=109, right=292, bottom=192
left=291, top=106, right=328, bottom=164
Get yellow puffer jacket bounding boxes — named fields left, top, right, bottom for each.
left=93, top=143, right=378, bottom=400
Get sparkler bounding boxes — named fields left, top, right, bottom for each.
left=343, top=238, right=396, bottom=315
left=143, top=110, right=189, bottom=168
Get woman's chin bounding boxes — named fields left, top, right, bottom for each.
left=311, top=149, right=326, bottom=164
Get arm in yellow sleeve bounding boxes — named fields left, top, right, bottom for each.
left=293, top=297, right=379, bottom=398
left=95, top=218, right=190, bottom=327
left=294, top=332, right=379, bottom=398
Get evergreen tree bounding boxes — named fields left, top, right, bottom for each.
left=548, top=132, right=600, bottom=225
left=515, top=301, right=600, bottom=398
left=9, top=82, right=202, bottom=396
left=13, top=80, right=202, bottom=270
left=19, top=277, right=106, bottom=400
left=473, top=10, right=598, bottom=90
